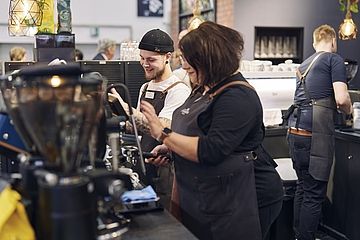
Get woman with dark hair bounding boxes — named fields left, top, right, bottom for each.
left=75, top=48, right=84, bottom=61
left=141, top=22, right=283, bottom=240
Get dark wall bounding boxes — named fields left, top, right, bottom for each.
left=234, top=0, right=360, bottom=89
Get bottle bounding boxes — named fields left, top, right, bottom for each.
left=353, top=102, right=360, bottom=129
left=57, top=0, right=72, bottom=33
left=37, top=0, right=55, bottom=34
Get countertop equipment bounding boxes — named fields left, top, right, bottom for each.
left=345, top=59, right=358, bottom=83
left=335, top=59, right=359, bottom=128
left=0, top=64, right=133, bottom=240
left=241, top=70, right=296, bottom=127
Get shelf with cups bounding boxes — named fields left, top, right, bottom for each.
left=254, top=27, right=304, bottom=65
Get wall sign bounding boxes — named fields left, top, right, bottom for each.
left=138, top=0, right=164, bottom=17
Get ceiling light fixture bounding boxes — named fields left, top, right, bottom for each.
left=187, top=0, right=205, bottom=31
left=339, top=0, right=358, bottom=40
left=8, top=0, right=43, bottom=36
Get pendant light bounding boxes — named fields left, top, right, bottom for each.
left=8, top=0, right=43, bottom=36
left=187, top=0, right=205, bottom=31
left=339, top=0, right=358, bottom=40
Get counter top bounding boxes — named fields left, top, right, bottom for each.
left=122, top=210, right=197, bottom=240
left=335, top=129, right=360, bottom=143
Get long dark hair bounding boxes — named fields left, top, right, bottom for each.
left=179, top=21, right=244, bottom=87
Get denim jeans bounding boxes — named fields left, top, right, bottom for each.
left=287, top=133, right=328, bottom=240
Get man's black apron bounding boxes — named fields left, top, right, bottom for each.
left=310, top=97, right=337, bottom=181
left=171, top=86, right=261, bottom=240
left=289, top=56, right=337, bottom=181
left=138, top=81, right=184, bottom=209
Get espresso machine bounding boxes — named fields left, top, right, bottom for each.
left=0, top=64, right=134, bottom=240
left=334, top=59, right=359, bottom=128
left=345, top=59, right=360, bottom=102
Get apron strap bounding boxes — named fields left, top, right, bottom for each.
left=299, top=51, right=325, bottom=80
left=161, top=81, right=188, bottom=98
left=142, top=81, right=187, bottom=100
left=298, top=52, right=325, bottom=101
left=209, top=80, right=256, bottom=99
left=161, top=81, right=188, bottom=95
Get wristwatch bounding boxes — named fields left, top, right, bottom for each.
left=156, top=127, right=172, bottom=143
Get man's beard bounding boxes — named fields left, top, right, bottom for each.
left=145, top=66, right=165, bottom=81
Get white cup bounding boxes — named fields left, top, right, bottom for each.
left=353, top=102, right=360, bottom=129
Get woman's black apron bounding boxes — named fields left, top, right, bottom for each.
left=171, top=88, right=261, bottom=240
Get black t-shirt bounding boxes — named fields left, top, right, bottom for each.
left=197, top=73, right=283, bottom=207
left=295, top=52, right=346, bottom=103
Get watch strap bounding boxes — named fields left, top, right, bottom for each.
left=156, top=127, right=172, bottom=143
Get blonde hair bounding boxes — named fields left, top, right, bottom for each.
left=9, top=46, right=26, bottom=61
left=313, top=25, right=336, bottom=45
left=97, top=39, right=116, bottom=53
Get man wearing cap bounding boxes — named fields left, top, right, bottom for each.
left=110, top=29, right=190, bottom=209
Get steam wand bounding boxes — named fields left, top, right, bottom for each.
left=105, top=84, right=146, bottom=175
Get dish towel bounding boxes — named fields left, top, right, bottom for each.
left=121, top=185, right=157, bottom=203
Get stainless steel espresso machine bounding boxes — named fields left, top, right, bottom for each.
left=0, top=64, right=134, bottom=240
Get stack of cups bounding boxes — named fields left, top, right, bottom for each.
left=353, top=102, right=360, bottom=129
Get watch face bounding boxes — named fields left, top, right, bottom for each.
left=163, top=127, right=172, bottom=135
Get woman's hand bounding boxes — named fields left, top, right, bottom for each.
left=140, top=100, right=164, bottom=140
left=145, top=144, right=171, bottom=166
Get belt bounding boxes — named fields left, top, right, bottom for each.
left=288, top=127, right=312, bottom=137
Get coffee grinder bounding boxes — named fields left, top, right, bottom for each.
left=1, top=64, right=130, bottom=240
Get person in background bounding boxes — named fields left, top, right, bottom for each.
left=9, top=46, right=27, bottom=61
left=75, top=48, right=84, bottom=61
left=286, top=24, right=352, bottom=240
left=172, top=29, right=191, bottom=88
left=141, top=21, right=283, bottom=240
left=109, top=29, right=191, bottom=210
left=171, top=29, right=188, bottom=70
left=92, top=39, right=116, bottom=60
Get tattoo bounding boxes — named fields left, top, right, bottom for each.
left=127, top=114, right=172, bottom=137
left=134, top=114, right=151, bottom=135
left=159, top=117, right=171, bottom=128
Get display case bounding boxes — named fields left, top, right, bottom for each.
left=179, top=0, right=216, bottom=30
left=254, top=27, right=304, bottom=65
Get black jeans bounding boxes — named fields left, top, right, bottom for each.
left=287, top=133, right=328, bottom=240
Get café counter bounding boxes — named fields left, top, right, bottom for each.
left=322, top=129, right=360, bottom=240
left=122, top=210, right=197, bottom=240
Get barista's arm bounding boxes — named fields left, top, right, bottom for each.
left=141, top=100, right=199, bottom=162
left=333, top=81, right=352, bottom=115
left=130, top=113, right=171, bottom=135
left=108, top=91, right=171, bottom=134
